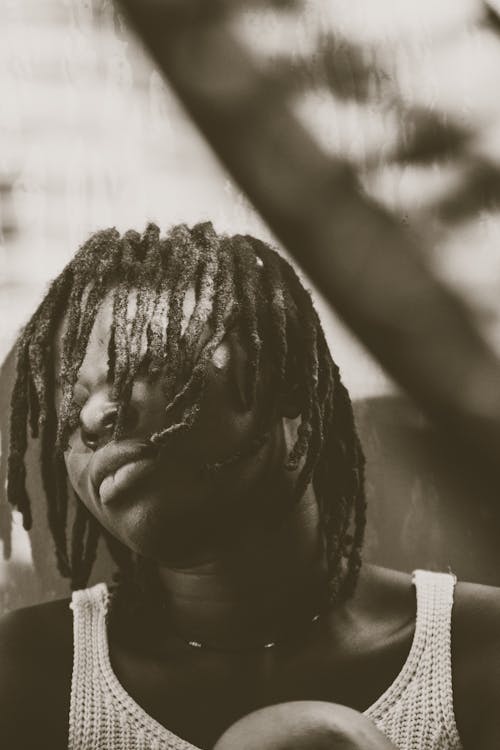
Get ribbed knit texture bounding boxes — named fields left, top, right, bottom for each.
left=364, top=570, right=462, bottom=749
left=68, top=569, right=462, bottom=750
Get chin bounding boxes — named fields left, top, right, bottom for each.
left=96, top=484, right=221, bottom=564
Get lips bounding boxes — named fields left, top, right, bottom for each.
left=89, top=440, right=159, bottom=502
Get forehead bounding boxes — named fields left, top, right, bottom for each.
left=53, top=284, right=232, bottom=378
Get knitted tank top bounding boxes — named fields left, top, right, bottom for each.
left=68, top=569, right=463, bottom=750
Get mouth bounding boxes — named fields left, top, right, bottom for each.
left=90, top=440, right=159, bottom=505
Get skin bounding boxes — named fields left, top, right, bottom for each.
left=212, top=702, right=398, bottom=750
left=1, top=290, right=500, bottom=749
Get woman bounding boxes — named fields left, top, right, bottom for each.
left=0, top=222, right=498, bottom=749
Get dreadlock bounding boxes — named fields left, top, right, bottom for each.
left=7, top=222, right=366, bottom=601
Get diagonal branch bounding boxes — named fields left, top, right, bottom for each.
left=117, top=0, right=500, bottom=478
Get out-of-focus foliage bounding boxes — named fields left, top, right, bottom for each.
left=119, top=0, right=500, bottom=477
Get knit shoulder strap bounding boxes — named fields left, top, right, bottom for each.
left=68, top=583, right=108, bottom=750
left=412, top=570, right=459, bottom=734
left=68, top=582, right=198, bottom=750
left=365, top=569, right=462, bottom=750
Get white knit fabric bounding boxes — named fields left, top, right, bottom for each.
left=68, top=569, right=463, bottom=750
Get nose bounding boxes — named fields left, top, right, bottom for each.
left=79, top=393, right=119, bottom=450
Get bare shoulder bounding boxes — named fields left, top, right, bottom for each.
left=452, top=578, right=500, bottom=750
left=357, top=566, right=500, bottom=749
left=354, top=564, right=415, bottom=626
left=0, top=597, right=73, bottom=750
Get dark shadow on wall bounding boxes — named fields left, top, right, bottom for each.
left=1, top=346, right=500, bottom=613
left=357, top=397, right=500, bottom=585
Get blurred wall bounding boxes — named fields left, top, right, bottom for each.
left=2, top=0, right=500, bottom=612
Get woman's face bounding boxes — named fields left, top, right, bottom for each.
left=56, top=291, right=295, bottom=566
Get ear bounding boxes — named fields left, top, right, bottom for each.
left=277, top=382, right=301, bottom=419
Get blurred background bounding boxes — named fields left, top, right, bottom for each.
left=2, top=0, right=500, bottom=612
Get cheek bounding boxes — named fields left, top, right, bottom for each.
left=118, top=448, right=276, bottom=563
left=62, top=435, right=281, bottom=564
left=189, top=370, right=266, bottom=463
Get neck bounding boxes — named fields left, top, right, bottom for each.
left=157, top=487, right=329, bottom=650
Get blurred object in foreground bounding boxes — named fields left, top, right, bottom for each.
left=117, top=0, right=500, bottom=479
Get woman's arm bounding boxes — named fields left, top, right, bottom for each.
left=213, top=582, right=500, bottom=750
left=452, top=581, right=500, bottom=750
left=0, top=600, right=72, bottom=750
